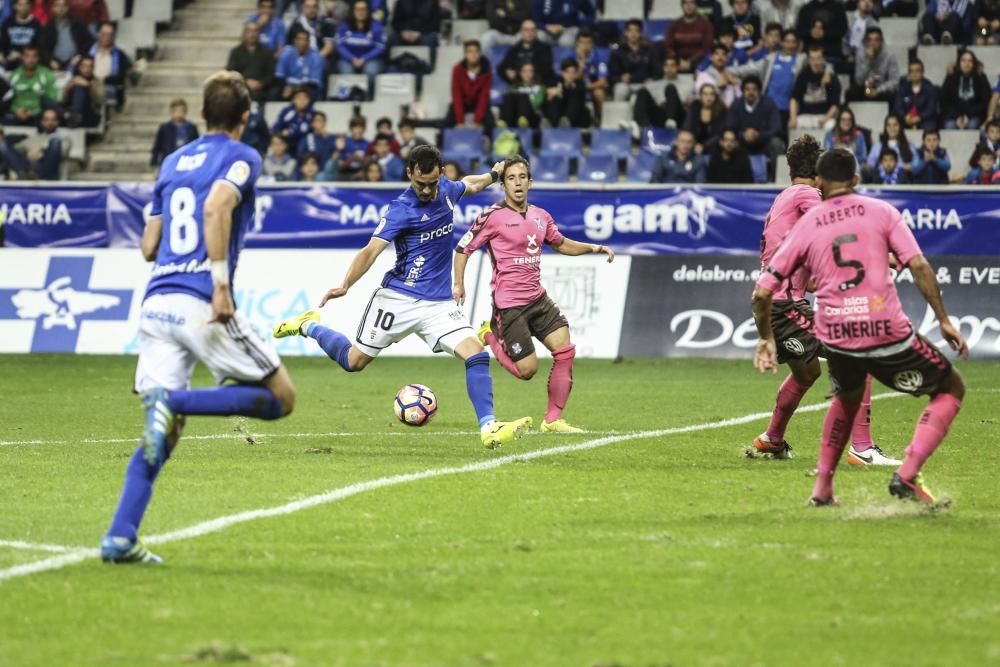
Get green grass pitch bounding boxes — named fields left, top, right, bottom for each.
left=1, top=354, right=999, bottom=667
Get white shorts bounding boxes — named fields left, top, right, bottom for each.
left=134, top=293, right=281, bottom=393
left=354, top=287, right=475, bottom=358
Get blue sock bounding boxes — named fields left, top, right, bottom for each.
left=167, top=385, right=283, bottom=419
left=107, top=446, right=168, bottom=540
left=308, top=323, right=354, bottom=372
left=465, top=352, right=496, bottom=428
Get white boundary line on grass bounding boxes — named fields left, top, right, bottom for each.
left=0, top=540, right=80, bottom=553
left=0, top=392, right=906, bottom=583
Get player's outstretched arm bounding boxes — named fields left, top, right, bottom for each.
left=204, top=181, right=240, bottom=323
left=141, top=215, right=163, bottom=261
left=751, top=286, right=778, bottom=373
left=319, top=237, right=389, bottom=306
left=460, top=161, right=504, bottom=197
left=551, top=238, right=615, bottom=262
left=907, top=254, right=969, bottom=358
left=453, top=251, right=471, bottom=305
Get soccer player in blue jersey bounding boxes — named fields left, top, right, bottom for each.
left=273, top=145, right=532, bottom=448
left=101, top=71, right=297, bottom=565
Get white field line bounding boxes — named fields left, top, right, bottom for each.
left=0, top=392, right=905, bottom=583
left=0, top=540, right=79, bottom=553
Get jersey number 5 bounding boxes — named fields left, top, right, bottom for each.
left=168, top=187, right=199, bottom=255
left=832, top=234, right=865, bottom=291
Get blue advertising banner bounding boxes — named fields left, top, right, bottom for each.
left=4, top=184, right=999, bottom=255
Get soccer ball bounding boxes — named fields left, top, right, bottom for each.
left=393, top=384, right=438, bottom=427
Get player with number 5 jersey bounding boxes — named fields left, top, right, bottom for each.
left=101, top=71, right=297, bottom=566
left=273, top=145, right=531, bottom=449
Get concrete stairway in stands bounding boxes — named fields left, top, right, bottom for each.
left=74, top=0, right=254, bottom=181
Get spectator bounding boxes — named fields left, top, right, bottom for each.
left=498, top=19, right=554, bottom=85
left=844, top=0, right=877, bottom=59
left=297, top=151, right=322, bottom=181
left=866, top=113, right=917, bottom=173
left=789, top=45, right=839, bottom=130
left=339, top=115, right=369, bottom=175
left=61, top=53, right=101, bottom=127
left=442, top=159, right=463, bottom=180
left=500, top=61, right=544, bottom=128
left=696, top=45, right=739, bottom=107
left=754, top=22, right=783, bottom=61
left=6, top=44, right=55, bottom=125
left=696, top=0, right=724, bottom=31
left=609, top=19, right=658, bottom=91
left=968, top=118, right=999, bottom=167
left=758, top=0, right=804, bottom=31
left=911, top=128, right=952, bottom=184
left=894, top=59, right=939, bottom=131
left=31, top=0, right=51, bottom=25
left=683, top=83, right=727, bottom=153
left=572, top=29, right=608, bottom=118
left=974, top=0, right=1000, bottom=43
left=534, top=0, right=595, bottom=47
left=665, top=0, right=714, bottom=73
left=481, top=0, right=532, bottom=51
left=823, top=107, right=867, bottom=163
left=543, top=57, right=591, bottom=127
left=41, top=0, right=92, bottom=72
left=846, top=27, right=899, bottom=103
left=871, top=146, right=908, bottom=183
left=288, top=0, right=336, bottom=60
left=366, top=116, right=401, bottom=155
left=248, top=0, right=287, bottom=53
left=361, top=158, right=384, bottom=181
left=263, top=134, right=296, bottom=181
left=725, top=75, right=784, bottom=176
left=389, top=0, right=447, bottom=49
left=227, top=21, right=276, bottom=103
left=270, top=86, right=314, bottom=153
left=631, top=56, right=687, bottom=129
left=150, top=99, right=200, bottom=169
left=276, top=27, right=325, bottom=99
left=0, top=108, right=66, bottom=179
left=241, top=103, right=271, bottom=156
left=730, top=28, right=803, bottom=126
left=447, top=39, right=495, bottom=132
left=882, top=0, right=919, bottom=17
left=705, top=24, right=748, bottom=68
left=67, top=0, right=108, bottom=27
left=650, top=129, right=707, bottom=182
left=706, top=127, right=753, bottom=182
left=989, top=73, right=1000, bottom=121
left=0, top=0, right=42, bottom=71
left=336, top=0, right=386, bottom=81
left=920, top=0, right=972, bottom=44
left=88, top=21, right=130, bottom=111
left=723, top=0, right=762, bottom=59
left=296, top=110, right=336, bottom=165
left=370, top=131, right=404, bottom=180
left=965, top=144, right=1000, bottom=182
left=940, top=49, right=991, bottom=130
left=397, top=118, right=429, bottom=159
left=795, top=0, right=846, bottom=64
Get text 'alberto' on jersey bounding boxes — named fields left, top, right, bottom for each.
left=374, top=177, right=466, bottom=302
left=144, top=134, right=263, bottom=303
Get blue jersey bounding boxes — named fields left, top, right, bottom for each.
left=374, top=177, right=466, bottom=301
left=144, top=134, right=262, bottom=303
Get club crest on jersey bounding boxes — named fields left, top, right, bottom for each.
left=526, top=234, right=539, bottom=255
left=534, top=216, right=543, bottom=231
left=783, top=338, right=805, bottom=356
left=893, top=370, right=923, bottom=393
left=511, top=342, right=523, bottom=355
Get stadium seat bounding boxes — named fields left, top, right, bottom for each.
left=904, top=128, right=923, bottom=148
left=879, top=18, right=917, bottom=46
left=850, top=101, right=889, bottom=135
left=132, top=2, right=172, bottom=23
left=443, top=127, right=487, bottom=156
left=375, top=73, right=417, bottom=100
left=106, top=0, right=125, bottom=20
left=625, top=151, right=658, bottom=182
left=410, top=93, right=451, bottom=120
left=327, top=74, right=370, bottom=100
left=968, top=45, right=1000, bottom=65
left=773, top=155, right=791, bottom=186
left=533, top=154, right=570, bottom=182
left=491, top=127, right=534, bottom=157
left=940, top=129, right=981, bottom=179
left=602, top=0, right=643, bottom=20
left=578, top=154, right=619, bottom=183
left=639, top=127, right=676, bottom=154
left=541, top=128, right=583, bottom=155
left=451, top=19, right=489, bottom=45
left=644, top=19, right=671, bottom=41
left=589, top=129, right=631, bottom=156
left=650, top=0, right=683, bottom=19
left=600, top=100, right=633, bottom=129
left=389, top=45, right=432, bottom=67
left=917, top=46, right=957, bottom=86
left=445, top=154, right=481, bottom=175
left=436, top=45, right=465, bottom=67
left=263, top=101, right=285, bottom=127
left=314, top=102, right=358, bottom=135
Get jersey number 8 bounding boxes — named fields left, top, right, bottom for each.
left=168, top=187, right=199, bottom=255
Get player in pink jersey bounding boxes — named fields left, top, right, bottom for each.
left=752, top=147, right=968, bottom=506
left=453, top=155, right=615, bottom=433
left=751, top=135, right=897, bottom=466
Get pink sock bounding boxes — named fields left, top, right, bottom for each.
left=545, top=344, right=576, bottom=423
left=850, top=375, right=874, bottom=450
left=485, top=332, right=522, bottom=379
left=812, top=397, right=861, bottom=500
left=897, top=393, right=962, bottom=480
left=765, top=374, right=812, bottom=441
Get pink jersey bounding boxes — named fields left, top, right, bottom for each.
left=457, top=202, right=564, bottom=309
left=760, top=183, right=822, bottom=301
left=757, top=192, right=923, bottom=355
